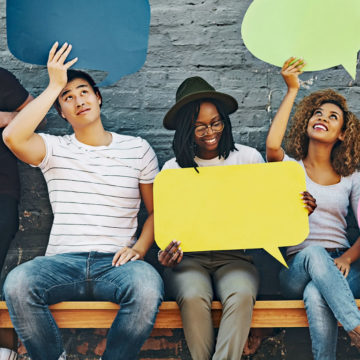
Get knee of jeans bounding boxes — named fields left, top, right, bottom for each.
left=4, top=267, right=27, bottom=302
left=126, top=264, right=164, bottom=308
left=300, top=245, right=329, bottom=262
left=301, top=246, right=333, bottom=275
left=3, top=263, right=37, bottom=302
left=279, top=268, right=303, bottom=299
left=303, top=282, right=324, bottom=307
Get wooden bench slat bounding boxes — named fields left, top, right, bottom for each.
left=2, top=300, right=359, bottom=329
left=0, top=300, right=307, bottom=311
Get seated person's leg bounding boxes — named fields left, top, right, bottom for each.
left=4, top=253, right=88, bottom=360
left=0, top=194, right=18, bottom=282
left=91, top=255, right=163, bottom=360
left=303, top=281, right=338, bottom=360
left=163, top=254, right=214, bottom=360
left=285, top=246, right=360, bottom=328
left=345, top=255, right=360, bottom=299
left=212, top=253, right=259, bottom=360
left=0, top=194, right=19, bottom=357
left=279, top=246, right=317, bottom=299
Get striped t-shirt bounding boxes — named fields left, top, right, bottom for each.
left=36, top=132, right=158, bottom=256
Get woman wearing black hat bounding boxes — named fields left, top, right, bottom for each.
left=157, top=76, right=264, bottom=360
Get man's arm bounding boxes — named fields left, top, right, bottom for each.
left=16, top=95, right=48, bottom=131
left=3, top=43, right=77, bottom=166
left=112, top=183, right=155, bottom=266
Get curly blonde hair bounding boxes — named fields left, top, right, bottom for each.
left=285, top=89, right=360, bottom=176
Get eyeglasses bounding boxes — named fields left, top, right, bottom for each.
left=194, top=120, right=224, bottom=137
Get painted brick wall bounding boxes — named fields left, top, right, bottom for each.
left=1, top=0, right=360, bottom=358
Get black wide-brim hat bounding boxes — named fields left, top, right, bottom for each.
left=163, top=76, right=238, bottom=130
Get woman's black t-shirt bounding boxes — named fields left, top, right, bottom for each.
left=0, top=68, right=29, bottom=200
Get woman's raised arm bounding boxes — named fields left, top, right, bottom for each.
left=266, top=57, right=305, bottom=162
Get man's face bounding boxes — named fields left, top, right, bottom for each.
left=58, top=78, right=102, bottom=128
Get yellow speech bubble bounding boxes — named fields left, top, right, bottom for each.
left=154, top=162, right=309, bottom=267
left=241, top=0, right=360, bottom=79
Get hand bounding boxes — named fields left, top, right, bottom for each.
left=301, top=191, right=317, bottom=216
left=158, top=240, right=183, bottom=267
left=281, top=57, right=305, bottom=91
left=112, top=247, right=142, bottom=266
left=47, top=42, right=78, bottom=90
left=334, top=255, right=351, bottom=278
left=0, top=111, right=16, bottom=128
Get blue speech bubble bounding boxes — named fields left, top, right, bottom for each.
left=6, top=0, right=150, bottom=86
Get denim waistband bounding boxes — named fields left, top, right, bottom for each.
left=286, top=247, right=346, bottom=262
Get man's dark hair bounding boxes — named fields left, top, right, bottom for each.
left=53, top=70, right=102, bottom=117
left=172, top=98, right=237, bottom=169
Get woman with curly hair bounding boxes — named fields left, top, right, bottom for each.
left=266, top=57, right=360, bottom=359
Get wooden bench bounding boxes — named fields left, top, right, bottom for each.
left=2, top=299, right=360, bottom=329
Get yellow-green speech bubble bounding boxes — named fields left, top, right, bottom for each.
left=154, top=162, right=309, bottom=267
left=241, top=0, right=360, bottom=79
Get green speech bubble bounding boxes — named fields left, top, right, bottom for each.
left=241, top=0, right=360, bottom=79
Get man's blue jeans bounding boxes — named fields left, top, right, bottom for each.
left=3, top=252, right=164, bottom=360
left=280, top=246, right=360, bottom=360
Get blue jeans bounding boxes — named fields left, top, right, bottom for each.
left=3, top=252, right=164, bottom=360
left=280, top=246, right=360, bottom=360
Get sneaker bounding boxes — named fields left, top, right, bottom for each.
left=0, top=348, right=17, bottom=360
left=58, top=351, right=67, bottom=360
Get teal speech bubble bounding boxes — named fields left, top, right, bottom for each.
left=241, top=0, right=360, bottom=79
left=6, top=0, right=150, bottom=86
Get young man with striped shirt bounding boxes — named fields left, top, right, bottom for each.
left=2, top=42, right=164, bottom=360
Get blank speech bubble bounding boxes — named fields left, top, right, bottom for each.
left=241, top=0, right=360, bottom=79
left=6, top=0, right=150, bottom=86
left=154, top=162, right=309, bottom=267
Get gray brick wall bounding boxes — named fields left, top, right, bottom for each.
left=1, top=0, right=360, bottom=358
